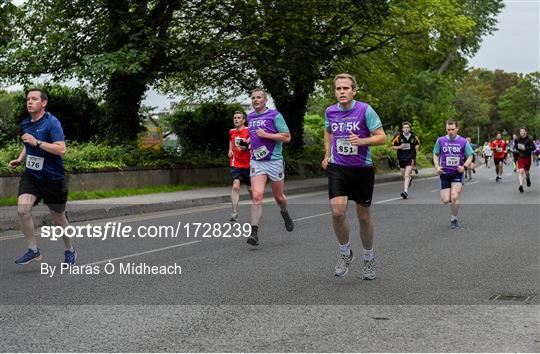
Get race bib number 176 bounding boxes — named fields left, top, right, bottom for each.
left=26, top=155, right=44, bottom=171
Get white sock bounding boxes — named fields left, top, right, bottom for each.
left=29, top=245, right=38, bottom=252
left=339, top=242, right=351, bottom=257
left=363, top=248, right=374, bottom=261
left=66, top=246, right=74, bottom=253
left=450, top=215, right=457, bottom=221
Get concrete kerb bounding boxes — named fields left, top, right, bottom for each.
left=0, top=169, right=437, bottom=233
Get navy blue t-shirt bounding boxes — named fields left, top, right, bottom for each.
left=20, top=112, right=65, bottom=180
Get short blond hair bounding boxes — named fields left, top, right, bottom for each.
left=250, top=88, right=267, bottom=98
left=334, top=73, right=357, bottom=90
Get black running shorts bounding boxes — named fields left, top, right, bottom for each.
left=18, top=173, right=68, bottom=213
left=398, top=159, right=413, bottom=169
left=328, top=163, right=374, bottom=206
left=230, top=167, right=251, bottom=186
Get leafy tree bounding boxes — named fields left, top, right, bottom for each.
left=453, top=73, right=491, bottom=138
left=499, top=72, right=540, bottom=137
left=182, top=0, right=502, bottom=151
left=1, top=0, right=214, bottom=142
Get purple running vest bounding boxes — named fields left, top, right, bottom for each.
left=247, top=109, right=279, bottom=161
left=437, top=135, right=468, bottom=174
left=325, top=101, right=371, bottom=167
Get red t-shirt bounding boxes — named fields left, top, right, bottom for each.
left=229, top=127, right=250, bottom=168
left=490, top=139, right=507, bottom=159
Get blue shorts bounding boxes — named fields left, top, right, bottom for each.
left=440, top=172, right=464, bottom=190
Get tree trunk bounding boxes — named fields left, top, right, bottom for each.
left=273, top=92, right=309, bottom=153
left=104, top=73, right=147, bottom=142
left=438, top=36, right=462, bottom=74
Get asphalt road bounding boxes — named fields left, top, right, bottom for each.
left=1, top=163, right=539, bottom=352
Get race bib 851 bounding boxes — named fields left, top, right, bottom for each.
left=336, top=138, right=358, bottom=155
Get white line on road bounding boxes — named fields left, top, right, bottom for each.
left=81, top=240, right=201, bottom=267
left=375, top=197, right=403, bottom=204
left=293, top=212, right=331, bottom=221
left=466, top=181, right=480, bottom=185
left=430, top=189, right=440, bottom=193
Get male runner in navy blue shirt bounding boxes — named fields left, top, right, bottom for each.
left=8, top=88, right=77, bottom=265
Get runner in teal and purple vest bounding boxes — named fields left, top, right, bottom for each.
left=245, top=88, right=294, bottom=246
left=322, top=73, right=386, bottom=280
left=433, top=119, right=474, bottom=229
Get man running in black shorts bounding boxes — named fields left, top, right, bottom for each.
left=228, top=111, right=251, bottom=221
left=8, top=88, right=76, bottom=265
left=392, top=121, right=420, bottom=199
left=322, top=73, right=386, bottom=280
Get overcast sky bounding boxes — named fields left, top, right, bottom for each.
left=467, top=0, right=539, bottom=74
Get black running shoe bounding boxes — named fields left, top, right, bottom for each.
left=247, top=232, right=259, bottom=245
left=400, top=191, right=408, bottom=199
left=526, top=176, right=531, bottom=187
left=281, top=210, right=294, bottom=232
left=519, top=185, right=524, bottom=193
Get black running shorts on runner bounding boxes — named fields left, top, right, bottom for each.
left=398, top=159, right=413, bottom=168
left=18, top=173, right=68, bottom=213
left=230, top=167, right=251, bottom=186
left=328, top=163, right=374, bottom=206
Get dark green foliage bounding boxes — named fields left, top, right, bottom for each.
left=166, top=102, right=245, bottom=156
left=0, top=90, right=25, bottom=144
left=0, top=85, right=104, bottom=144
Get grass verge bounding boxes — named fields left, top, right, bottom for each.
left=0, top=183, right=229, bottom=206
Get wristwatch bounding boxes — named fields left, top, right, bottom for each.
left=36, top=140, right=43, bottom=147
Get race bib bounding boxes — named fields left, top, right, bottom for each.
left=253, top=145, right=269, bottom=160
left=496, top=147, right=502, bottom=152
left=445, top=156, right=460, bottom=166
left=234, top=137, right=242, bottom=147
left=336, top=138, right=358, bottom=155
left=402, top=143, right=411, bottom=150
left=517, top=143, right=525, bottom=151
left=26, top=155, right=44, bottom=171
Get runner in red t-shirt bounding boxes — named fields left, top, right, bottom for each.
left=228, top=111, right=251, bottom=221
left=490, top=132, right=507, bottom=182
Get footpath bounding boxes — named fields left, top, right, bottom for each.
left=0, top=168, right=437, bottom=232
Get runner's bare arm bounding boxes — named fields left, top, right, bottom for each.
left=348, top=128, right=386, bottom=147
left=8, top=147, right=26, bottom=168
left=255, top=128, right=291, bottom=143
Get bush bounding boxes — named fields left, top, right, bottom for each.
left=303, top=114, right=325, bottom=146
left=0, top=85, right=105, bottom=145
left=371, top=140, right=398, bottom=171
left=166, top=102, right=245, bottom=156
left=0, top=140, right=231, bottom=175
left=0, top=91, right=26, bottom=144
